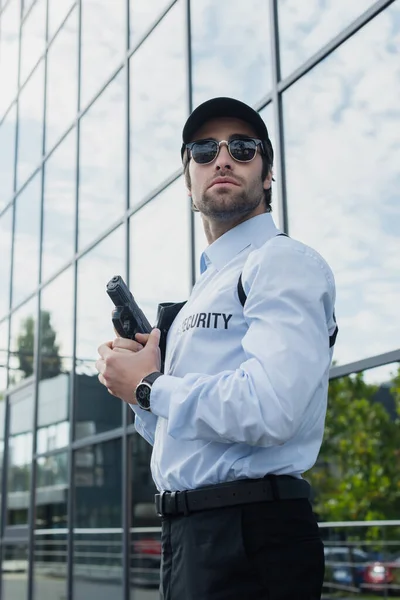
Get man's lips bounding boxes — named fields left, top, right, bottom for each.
left=208, top=178, right=240, bottom=189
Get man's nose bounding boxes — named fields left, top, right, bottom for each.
left=214, top=143, right=233, bottom=170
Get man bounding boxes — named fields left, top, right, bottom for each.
left=96, top=97, right=338, bottom=599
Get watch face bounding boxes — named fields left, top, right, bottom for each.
left=136, top=383, right=151, bottom=410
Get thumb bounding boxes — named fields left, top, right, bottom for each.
left=147, top=327, right=161, bottom=347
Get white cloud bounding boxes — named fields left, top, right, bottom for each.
left=0, top=0, right=19, bottom=116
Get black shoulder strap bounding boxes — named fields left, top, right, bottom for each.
left=237, top=233, right=338, bottom=348
left=237, top=233, right=288, bottom=307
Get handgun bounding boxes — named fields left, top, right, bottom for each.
left=106, top=275, right=152, bottom=339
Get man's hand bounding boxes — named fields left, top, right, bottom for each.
left=96, top=328, right=161, bottom=404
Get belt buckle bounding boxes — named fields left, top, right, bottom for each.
left=156, top=491, right=166, bottom=517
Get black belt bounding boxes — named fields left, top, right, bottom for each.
left=155, top=475, right=310, bottom=517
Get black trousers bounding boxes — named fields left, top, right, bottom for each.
left=160, top=498, right=324, bottom=600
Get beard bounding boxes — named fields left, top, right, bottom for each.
left=195, top=176, right=265, bottom=221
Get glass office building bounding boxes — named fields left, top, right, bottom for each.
left=0, top=0, right=399, bottom=598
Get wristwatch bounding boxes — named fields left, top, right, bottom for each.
left=135, top=372, right=163, bottom=411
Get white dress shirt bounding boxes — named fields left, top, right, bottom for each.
left=131, top=212, right=337, bottom=492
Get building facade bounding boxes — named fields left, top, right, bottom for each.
left=0, top=0, right=399, bottom=598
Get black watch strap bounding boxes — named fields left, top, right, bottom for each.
left=142, top=371, right=163, bottom=386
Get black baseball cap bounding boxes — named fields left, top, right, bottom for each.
left=181, top=97, right=273, bottom=163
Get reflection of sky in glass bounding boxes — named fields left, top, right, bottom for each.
left=129, top=0, right=169, bottom=48
left=78, top=72, right=125, bottom=250
left=0, top=0, right=20, bottom=117
left=283, top=4, right=400, bottom=365
left=278, top=0, right=377, bottom=78
left=130, top=177, right=191, bottom=324
left=80, top=0, right=126, bottom=108
left=0, top=104, right=16, bottom=209
left=0, top=208, right=12, bottom=318
left=0, top=320, right=9, bottom=392
left=17, top=61, right=45, bottom=187
left=259, top=103, right=282, bottom=230
left=19, top=0, right=46, bottom=86
left=48, top=0, right=75, bottom=40
left=45, top=6, right=78, bottom=152
left=191, top=0, right=272, bottom=108
left=42, top=128, right=76, bottom=282
left=76, top=227, right=125, bottom=370
left=129, top=0, right=186, bottom=206
left=12, top=173, right=41, bottom=307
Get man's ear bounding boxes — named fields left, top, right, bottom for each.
left=263, top=169, right=273, bottom=190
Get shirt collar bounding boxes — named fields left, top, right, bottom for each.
left=199, top=213, right=280, bottom=273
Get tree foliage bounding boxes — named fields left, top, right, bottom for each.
left=307, top=365, right=400, bottom=525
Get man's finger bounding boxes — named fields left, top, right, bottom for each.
left=95, top=359, right=106, bottom=375
left=145, top=328, right=161, bottom=348
left=97, top=341, right=114, bottom=358
left=112, top=337, right=143, bottom=352
left=135, top=332, right=150, bottom=344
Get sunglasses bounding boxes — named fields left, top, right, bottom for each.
left=185, top=137, right=265, bottom=165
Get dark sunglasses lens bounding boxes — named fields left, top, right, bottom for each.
left=191, top=141, right=218, bottom=164
left=229, top=139, right=257, bottom=161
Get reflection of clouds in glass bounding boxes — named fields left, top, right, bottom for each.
left=191, top=0, right=272, bottom=108
left=45, top=7, right=78, bottom=151
left=20, top=0, right=46, bottom=85
left=80, top=0, right=126, bottom=108
left=278, top=0, right=377, bottom=78
left=130, top=177, right=191, bottom=324
left=78, top=72, right=125, bottom=250
left=0, top=104, right=16, bottom=208
left=48, top=0, right=75, bottom=40
left=76, top=227, right=125, bottom=370
left=259, top=103, right=282, bottom=230
left=283, top=4, right=400, bottom=365
left=40, top=267, right=74, bottom=372
left=0, top=0, right=20, bottom=117
left=17, top=61, right=45, bottom=187
left=129, top=0, right=186, bottom=206
left=0, top=208, right=12, bottom=318
left=129, top=0, right=169, bottom=47
left=12, top=173, right=41, bottom=307
left=42, top=129, right=76, bottom=282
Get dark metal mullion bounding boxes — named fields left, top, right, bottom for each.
left=66, top=0, right=82, bottom=597
left=185, top=0, right=195, bottom=290
left=269, top=0, right=288, bottom=234
left=122, top=1, right=131, bottom=598
left=26, top=0, right=49, bottom=595
left=329, top=349, right=400, bottom=381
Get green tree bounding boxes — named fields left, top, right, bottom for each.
left=16, top=311, right=62, bottom=380
left=307, top=366, right=400, bottom=523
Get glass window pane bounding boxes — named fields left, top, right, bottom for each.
left=19, top=0, right=46, bottom=85
left=7, top=383, right=34, bottom=525
left=73, top=439, right=122, bottom=599
left=129, top=434, right=160, bottom=596
left=0, top=104, right=17, bottom=209
left=45, top=6, right=78, bottom=151
left=37, top=268, right=74, bottom=454
left=9, top=296, right=37, bottom=386
left=278, top=0, right=377, bottom=79
left=129, top=0, right=168, bottom=47
left=0, top=206, right=13, bottom=317
left=48, top=0, right=74, bottom=40
left=75, top=228, right=125, bottom=440
left=80, top=0, right=126, bottom=108
left=130, top=177, right=191, bottom=325
left=42, top=128, right=76, bottom=281
left=17, top=60, right=45, bottom=187
left=191, top=0, right=272, bottom=108
left=0, top=320, right=9, bottom=523
left=33, top=530, right=67, bottom=600
left=1, top=544, right=29, bottom=599
left=12, top=172, right=41, bottom=307
left=283, top=4, right=400, bottom=366
left=0, top=0, right=20, bottom=118
left=78, top=72, right=125, bottom=250
left=129, top=1, right=186, bottom=206
left=258, top=103, right=282, bottom=230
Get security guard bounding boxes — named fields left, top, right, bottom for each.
left=96, top=97, right=338, bottom=600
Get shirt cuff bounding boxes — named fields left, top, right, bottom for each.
left=150, top=374, right=181, bottom=419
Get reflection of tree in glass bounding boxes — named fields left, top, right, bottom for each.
left=307, top=366, right=400, bottom=531
left=16, top=311, right=62, bottom=379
